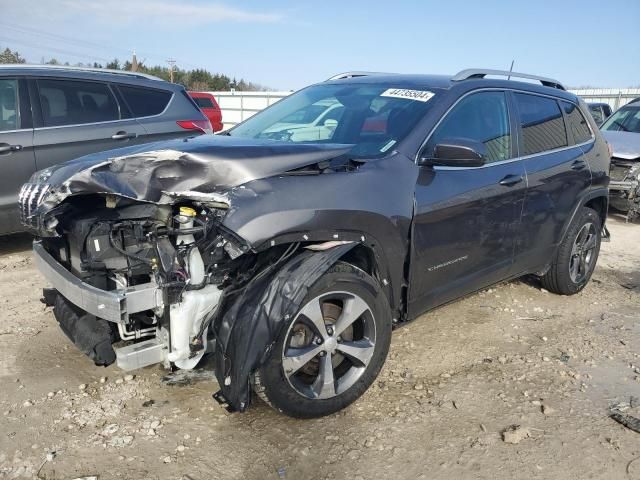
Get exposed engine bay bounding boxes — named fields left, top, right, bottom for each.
left=38, top=195, right=275, bottom=371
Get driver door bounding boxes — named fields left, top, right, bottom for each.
left=408, top=90, right=527, bottom=318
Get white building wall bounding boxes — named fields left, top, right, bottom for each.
left=208, top=91, right=291, bottom=129
left=569, top=88, right=640, bottom=109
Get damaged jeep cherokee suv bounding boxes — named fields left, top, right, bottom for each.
left=22, top=69, right=610, bottom=418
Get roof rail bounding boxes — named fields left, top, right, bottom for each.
left=0, top=64, right=163, bottom=81
left=327, top=71, right=391, bottom=81
left=452, top=68, right=565, bottom=91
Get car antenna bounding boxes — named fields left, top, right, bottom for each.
left=507, top=60, right=515, bottom=80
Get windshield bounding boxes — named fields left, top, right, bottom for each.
left=229, top=83, right=437, bottom=158
left=601, top=105, right=640, bottom=133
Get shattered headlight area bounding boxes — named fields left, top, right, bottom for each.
left=19, top=182, right=54, bottom=230
left=609, top=159, right=640, bottom=222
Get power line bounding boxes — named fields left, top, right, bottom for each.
left=0, top=22, right=200, bottom=70
left=0, top=36, right=111, bottom=63
left=0, top=22, right=120, bottom=54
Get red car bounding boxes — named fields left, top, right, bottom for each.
left=188, top=91, right=224, bottom=132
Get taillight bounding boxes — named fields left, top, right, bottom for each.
left=177, top=119, right=213, bottom=134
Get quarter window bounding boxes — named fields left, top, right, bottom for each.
left=119, top=85, right=172, bottom=117
left=514, top=93, right=567, bottom=156
left=193, top=97, right=215, bottom=109
left=0, top=79, right=19, bottom=132
left=426, top=91, right=512, bottom=163
left=37, top=79, right=120, bottom=127
left=563, top=102, right=592, bottom=144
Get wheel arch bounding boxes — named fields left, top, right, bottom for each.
left=254, top=231, right=402, bottom=321
left=212, top=243, right=359, bottom=412
left=559, top=188, right=609, bottom=245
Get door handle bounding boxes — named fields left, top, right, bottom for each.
left=0, top=144, right=23, bottom=154
left=571, top=159, right=587, bottom=170
left=499, top=174, right=524, bottom=186
left=111, top=132, right=137, bottom=140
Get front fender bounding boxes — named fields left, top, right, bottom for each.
left=221, top=154, right=419, bottom=315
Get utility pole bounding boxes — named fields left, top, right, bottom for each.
left=167, top=58, right=176, bottom=83
left=131, top=50, right=138, bottom=72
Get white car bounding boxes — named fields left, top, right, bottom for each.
left=261, top=100, right=345, bottom=141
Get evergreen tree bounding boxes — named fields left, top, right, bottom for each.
left=0, top=47, right=26, bottom=64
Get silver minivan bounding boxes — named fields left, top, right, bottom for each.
left=0, top=65, right=211, bottom=234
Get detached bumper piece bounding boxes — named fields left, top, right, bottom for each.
left=53, top=293, right=117, bottom=366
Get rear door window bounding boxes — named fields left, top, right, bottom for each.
left=426, top=91, right=513, bottom=163
left=514, top=93, right=567, bottom=156
left=0, top=79, right=19, bottom=131
left=119, top=85, right=172, bottom=117
left=37, top=79, right=120, bottom=127
left=563, top=102, right=592, bottom=144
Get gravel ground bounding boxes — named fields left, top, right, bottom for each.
left=0, top=213, right=639, bottom=480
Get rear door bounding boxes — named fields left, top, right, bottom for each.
left=409, top=90, right=527, bottom=317
left=512, top=92, right=592, bottom=273
left=31, top=77, right=146, bottom=170
left=117, top=84, right=198, bottom=141
left=0, top=77, right=36, bottom=234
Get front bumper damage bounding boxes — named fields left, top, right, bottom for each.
left=609, top=171, right=640, bottom=222
left=35, top=242, right=163, bottom=324
left=24, top=135, right=361, bottom=412
left=36, top=242, right=169, bottom=369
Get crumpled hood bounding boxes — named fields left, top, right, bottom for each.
left=602, top=131, right=640, bottom=160
left=21, top=134, right=354, bottom=233
left=33, top=135, right=354, bottom=202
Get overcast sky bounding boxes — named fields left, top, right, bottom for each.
left=1, top=0, right=638, bottom=90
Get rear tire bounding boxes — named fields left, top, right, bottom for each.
left=253, top=262, right=392, bottom=418
left=540, top=207, right=601, bottom=295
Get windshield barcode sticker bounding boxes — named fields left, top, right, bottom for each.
left=381, top=88, right=434, bottom=102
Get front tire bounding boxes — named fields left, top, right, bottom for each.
left=540, top=207, right=601, bottom=295
left=253, top=262, right=392, bottom=418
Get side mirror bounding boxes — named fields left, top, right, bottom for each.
left=419, top=138, right=487, bottom=167
left=323, top=119, right=338, bottom=128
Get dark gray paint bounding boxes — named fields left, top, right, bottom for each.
left=25, top=74, right=611, bottom=323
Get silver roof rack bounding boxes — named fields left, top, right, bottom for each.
left=452, top=68, right=565, bottom=91
left=327, top=71, right=392, bottom=81
left=0, top=64, right=163, bottom=81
